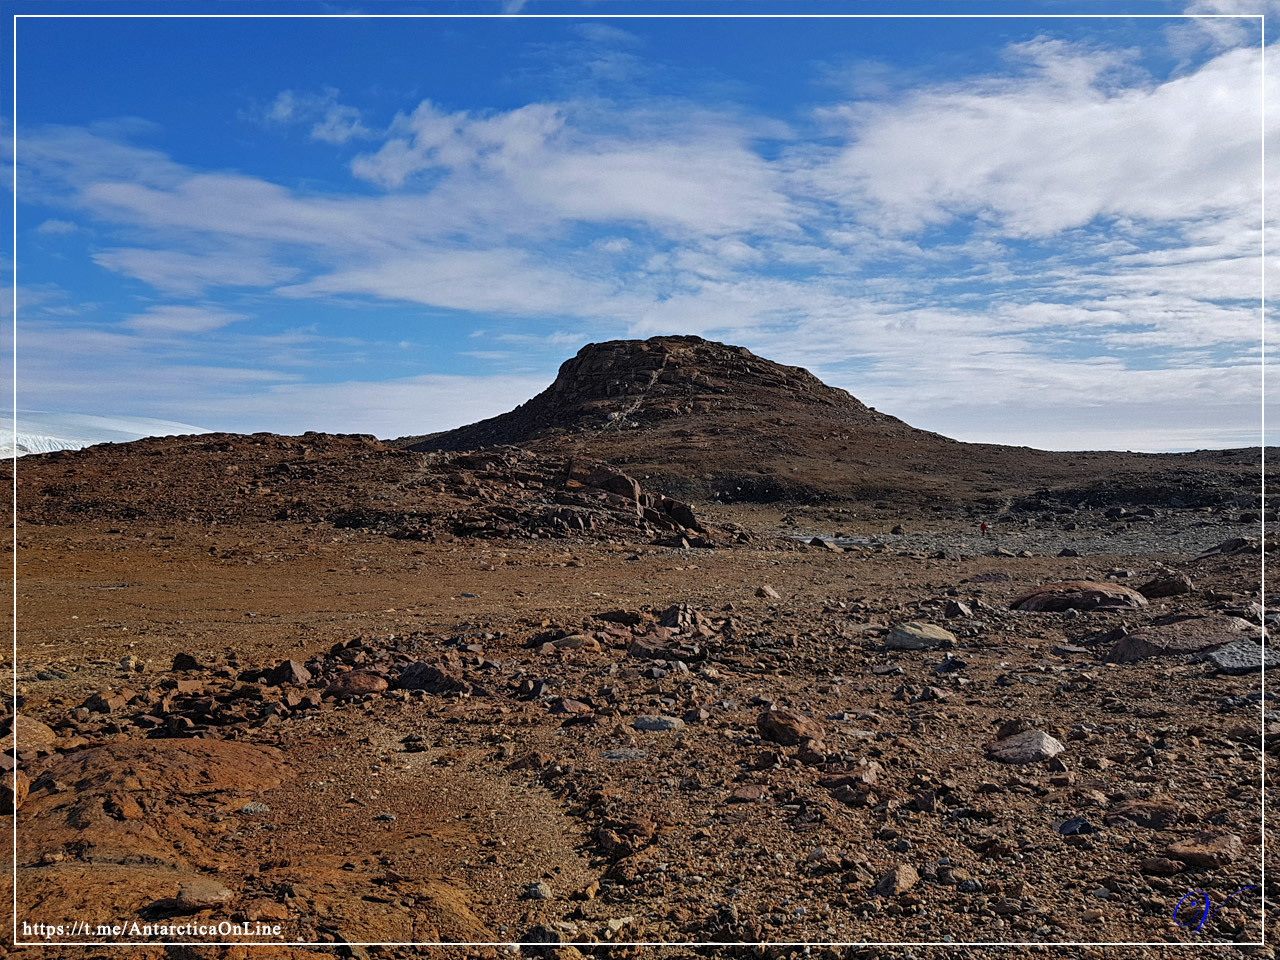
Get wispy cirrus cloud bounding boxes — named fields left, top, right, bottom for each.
left=276, top=248, right=625, bottom=317
left=348, top=98, right=796, bottom=236
left=122, top=304, right=249, bottom=334
left=35, top=218, right=78, bottom=235
left=94, top=247, right=299, bottom=296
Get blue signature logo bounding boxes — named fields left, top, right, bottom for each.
left=1174, top=886, right=1256, bottom=933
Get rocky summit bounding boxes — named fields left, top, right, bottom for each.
left=404, top=335, right=892, bottom=450
left=3, top=334, right=1274, bottom=956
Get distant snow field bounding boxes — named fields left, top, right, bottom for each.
left=0, top=411, right=212, bottom=457
left=5, top=433, right=95, bottom=456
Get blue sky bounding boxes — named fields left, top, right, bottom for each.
left=5, top=1, right=1275, bottom=450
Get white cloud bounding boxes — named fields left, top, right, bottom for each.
left=517, top=137, right=794, bottom=236
left=745, top=302, right=1267, bottom=452
left=122, top=305, right=248, bottom=334
left=15, top=281, right=93, bottom=317
left=14, top=320, right=310, bottom=422
left=810, top=42, right=1265, bottom=237
left=310, top=103, right=370, bottom=145
left=256, top=88, right=372, bottom=144
left=1062, top=255, right=1261, bottom=302
left=1167, top=1, right=1269, bottom=56
left=351, top=100, right=565, bottom=189
left=2, top=409, right=211, bottom=445
left=267, top=90, right=300, bottom=123
left=35, top=218, right=77, bottom=235
left=493, top=329, right=591, bottom=348
left=350, top=99, right=795, bottom=235
left=17, top=124, right=186, bottom=202
left=574, top=23, right=644, bottom=48
left=93, top=247, right=299, bottom=296
left=277, top=248, right=621, bottom=317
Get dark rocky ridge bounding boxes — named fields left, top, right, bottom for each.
left=13, top=433, right=726, bottom=548
left=8, top=337, right=1267, bottom=523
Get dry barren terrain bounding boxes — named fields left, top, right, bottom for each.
left=2, top=338, right=1274, bottom=960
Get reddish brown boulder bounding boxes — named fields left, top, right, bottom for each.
left=1165, top=831, right=1243, bottom=869
left=662, top=497, right=704, bottom=532
left=264, top=658, right=312, bottom=686
left=398, top=660, right=468, bottom=694
left=1105, top=797, right=1182, bottom=829
left=3, top=769, right=29, bottom=810
left=584, top=468, right=642, bottom=513
left=1192, top=537, right=1258, bottom=560
left=628, top=637, right=673, bottom=660
left=550, top=697, right=593, bottom=715
left=757, top=707, right=823, bottom=746
left=104, top=793, right=144, bottom=821
left=1011, top=580, right=1147, bottom=612
left=327, top=670, right=389, bottom=698
left=1104, top=615, right=1261, bottom=663
left=595, top=816, right=655, bottom=856
left=546, top=634, right=602, bottom=652
left=244, top=897, right=291, bottom=922
left=507, top=750, right=551, bottom=771
left=820, top=760, right=882, bottom=807
left=32, top=737, right=289, bottom=803
left=796, top=739, right=827, bottom=766
left=1137, top=571, right=1193, bottom=599
left=1, top=714, right=57, bottom=756
left=657, top=602, right=704, bottom=632
left=171, top=652, right=205, bottom=671
left=83, top=691, right=129, bottom=714
left=875, top=864, right=919, bottom=896
left=16, top=738, right=289, bottom=897
left=175, top=877, right=234, bottom=912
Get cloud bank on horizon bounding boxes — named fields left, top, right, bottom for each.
left=8, top=4, right=1275, bottom=451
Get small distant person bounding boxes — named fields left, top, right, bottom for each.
left=980, top=522, right=989, bottom=536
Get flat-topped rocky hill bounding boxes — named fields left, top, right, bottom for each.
left=399, top=336, right=1265, bottom=512
left=11, top=337, right=1266, bottom=528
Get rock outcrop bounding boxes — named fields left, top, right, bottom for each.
left=403, top=336, right=886, bottom=453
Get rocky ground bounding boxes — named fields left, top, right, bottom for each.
left=2, top=445, right=1274, bottom=959
left=2, top=337, right=1274, bottom=959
